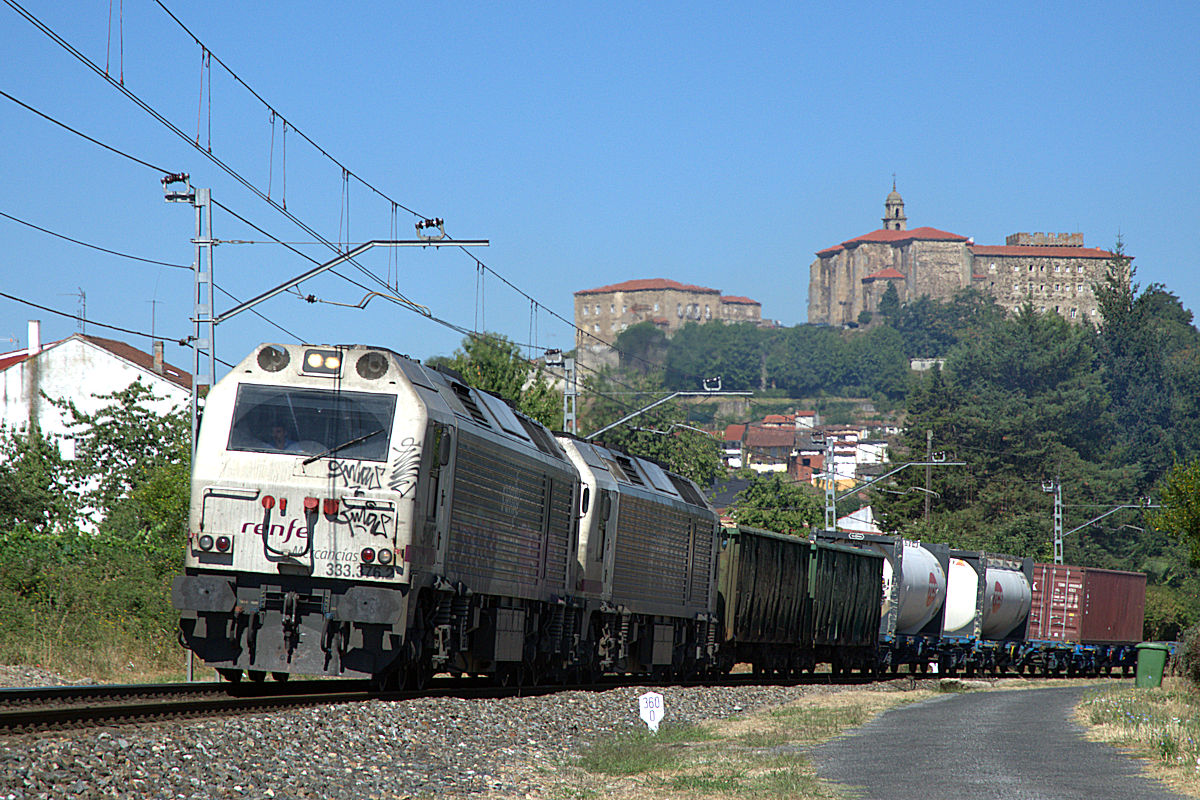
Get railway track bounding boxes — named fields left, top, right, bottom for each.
left=0, top=679, right=382, bottom=734
left=0, top=669, right=870, bottom=735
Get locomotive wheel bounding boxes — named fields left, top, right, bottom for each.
left=406, top=660, right=433, bottom=690
left=217, top=668, right=242, bottom=683
left=247, top=670, right=266, bottom=683
left=271, top=672, right=290, bottom=682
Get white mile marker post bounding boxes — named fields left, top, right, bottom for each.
left=639, top=691, right=664, bottom=734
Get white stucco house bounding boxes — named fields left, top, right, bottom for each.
left=0, top=320, right=192, bottom=458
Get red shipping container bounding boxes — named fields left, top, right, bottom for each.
left=1028, top=563, right=1145, bottom=644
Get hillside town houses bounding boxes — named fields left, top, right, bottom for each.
left=722, top=410, right=892, bottom=490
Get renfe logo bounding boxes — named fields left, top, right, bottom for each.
left=242, top=519, right=308, bottom=544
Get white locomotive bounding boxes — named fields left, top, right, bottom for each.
left=172, top=342, right=720, bottom=685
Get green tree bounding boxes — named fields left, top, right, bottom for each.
left=730, top=473, right=822, bottom=535
left=53, top=382, right=189, bottom=532
left=614, top=322, right=668, bottom=375
left=581, top=370, right=723, bottom=486
left=0, top=424, right=74, bottom=534
left=441, top=333, right=561, bottom=428
left=1093, top=240, right=1200, bottom=486
left=876, top=305, right=1135, bottom=556
left=1150, top=459, right=1200, bottom=565
left=877, top=282, right=900, bottom=319
left=886, top=288, right=1003, bottom=359
left=664, top=322, right=768, bottom=391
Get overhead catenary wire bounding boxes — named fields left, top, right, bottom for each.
left=7, top=0, right=708, bottom=390
left=147, top=1, right=709, bottom=385
left=0, top=88, right=174, bottom=175
left=0, top=206, right=307, bottom=343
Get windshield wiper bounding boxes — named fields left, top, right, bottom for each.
left=302, top=428, right=385, bottom=465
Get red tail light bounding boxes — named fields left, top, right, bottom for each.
left=361, top=547, right=376, bottom=563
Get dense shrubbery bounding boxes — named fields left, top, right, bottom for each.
left=0, top=384, right=189, bottom=678
left=0, top=529, right=181, bottom=675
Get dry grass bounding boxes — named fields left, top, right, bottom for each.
left=1078, top=677, right=1200, bottom=798
left=539, top=686, right=937, bottom=800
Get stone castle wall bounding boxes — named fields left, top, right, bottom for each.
left=972, top=252, right=1108, bottom=322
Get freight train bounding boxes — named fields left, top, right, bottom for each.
left=172, top=342, right=1145, bottom=686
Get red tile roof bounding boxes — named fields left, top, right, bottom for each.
left=863, top=267, right=905, bottom=281
left=83, top=335, right=193, bottom=390
left=576, top=278, right=720, bottom=296
left=969, top=245, right=1118, bottom=259
left=0, top=352, right=31, bottom=371
left=720, top=295, right=760, bottom=305
left=817, top=226, right=969, bottom=257
left=745, top=428, right=797, bottom=448
left=723, top=424, right=746, bottom=442
left=0, top=335, right=191, bottom=391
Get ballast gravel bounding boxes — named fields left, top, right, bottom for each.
left=0, top=668, right=856, bottom=800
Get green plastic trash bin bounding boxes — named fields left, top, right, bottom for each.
left=1135, top=642, right=1169, bottom=688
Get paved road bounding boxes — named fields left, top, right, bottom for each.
left=812, top=685, right=1189, bottom=800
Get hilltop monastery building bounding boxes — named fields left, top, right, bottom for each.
left=807, top=187, right=1122, bottom=326
left=574, top=278, right=761, bottom=365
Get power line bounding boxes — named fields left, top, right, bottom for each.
left=0, top=288, right=235, bottom=370
left=0, top=88, right=174, bottom=175
left=7, top=0, right=701, bottom=389
left=0, top=208, right=190, bottom=269
left=151, top=0, right=425, bottom=220
left=0, top=204, right=306, bottom=344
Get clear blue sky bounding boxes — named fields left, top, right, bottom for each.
left=3, top=1, right=1198, bottom=384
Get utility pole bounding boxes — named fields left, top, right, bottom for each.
left=1042, top=478, right=1063, bottom=564
left=163, top=174, right=214, bottom=463
left=544, top=350, right=577, bottom=435
left=165, top=174, right=211, bottom=685
left=823, top=436, right=836, bottom=532
left=1046, top=481, right=1159, bottom=565
left=924, top=429, right=933, bottom=520
left=822, top=449, right=962, bottom=535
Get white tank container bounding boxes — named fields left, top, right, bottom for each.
left=881, top=540, right=946, bottom=634
left=980, top=567, right=1032, bottom=639
left=942, top=557, right=979, bottom=636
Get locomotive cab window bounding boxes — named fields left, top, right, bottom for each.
left=226, top=384, right=396, bottom=461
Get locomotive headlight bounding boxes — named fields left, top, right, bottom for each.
left=302, top=349, right=342, bottom=376
left=361, top=547, right=376, bottom=563
left=377, top=548, right=394, bottom=565
left=216, top=535, right=232, bottom=552
left=197, top=534, right=214, bottom=551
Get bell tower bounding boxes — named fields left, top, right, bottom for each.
left=883, top=179, right=907, bottom=231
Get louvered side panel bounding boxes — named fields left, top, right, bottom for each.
left=689, top=521, right=715, bottom=609
left=542, top=479, right=574, bottom=593
left=611, top=496, right=691, bottom=608
left=446, top=434, right=546, bottom=599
